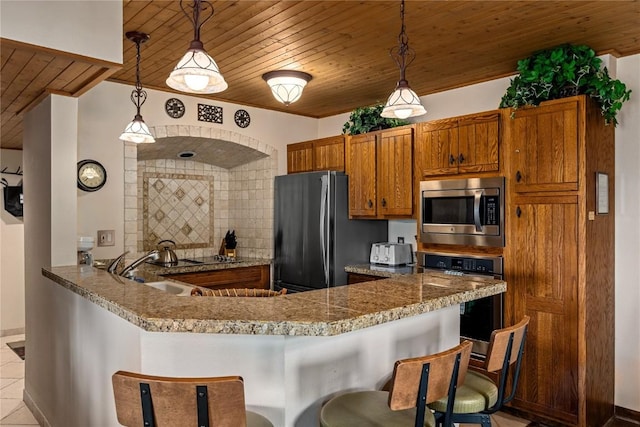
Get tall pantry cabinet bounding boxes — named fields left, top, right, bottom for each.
left=503, top=96, right=615, bottom=427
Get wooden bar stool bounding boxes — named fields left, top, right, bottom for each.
left=319, top=340, right=473, bottom=427
left=428, top=316, right=530, bottom=427
left=112, top=371, right=273, bottom=427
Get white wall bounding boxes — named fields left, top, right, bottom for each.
left=0, top=0, right=122, bottom=63
left=613, top=54, right=640, bottom=412
left=23, top=95, right=79, bottom=426
left=0, top=149, right=25, bottom=335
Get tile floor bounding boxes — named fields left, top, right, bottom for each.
left=0, top=333, right=538, bottom=427
left=1, top=334, right=38, bottom=426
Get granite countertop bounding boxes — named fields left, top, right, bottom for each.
left=345, top=264, right=418, bottom=278
left=42, top=263, right=505, bottom=337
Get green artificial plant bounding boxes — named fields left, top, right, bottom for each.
left=500, top=44, right=631, bottom=125
left=342, top=104, right=409, bottom=135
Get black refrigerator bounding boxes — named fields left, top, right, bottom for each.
left=274, top=171, right=388, bottom=293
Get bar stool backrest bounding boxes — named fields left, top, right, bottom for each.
left=112, top=371, right=248, bottom=427
left=484, top=316, right=530, bottom=373
left=388, top=340, right=472, bottom=410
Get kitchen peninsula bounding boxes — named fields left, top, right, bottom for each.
left=41, top=264, right=505, bottom=426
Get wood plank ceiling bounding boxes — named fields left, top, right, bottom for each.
left=2, top=0, right=639, bottom=150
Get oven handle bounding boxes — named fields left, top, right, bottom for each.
left=473, top=190, right=483, bottom=232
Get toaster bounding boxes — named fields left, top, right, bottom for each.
left=369, top=242, right=413, bottom=266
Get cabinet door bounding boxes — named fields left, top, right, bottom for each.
left=457, top=112, right=499, bottom=174
left=165, top=265, right=270, bottom=290
left=510, top=99, right=579, bottom=192
left=313, top=135, right=345, bottom=171
left=506, top=196, right=579, bottom=424
left=377, top=127, right=413, bottom=216
left=287, top=141, right=313, bottom=174
left=415, top=118, right=459, bottom=177
left=346, top=133, right=377, bottom=217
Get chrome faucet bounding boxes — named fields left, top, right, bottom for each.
left=119, top=250, right=160, bottom=278
left=107, top=251, right=129, bottom=274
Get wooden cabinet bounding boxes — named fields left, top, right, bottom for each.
left=509, top=99, right=579, bottom=193
left=287, top=135, right=345, bottom=173
left=164, top=265, right=270, bottom=290
left=346, top=126, right=414, bottom=218
left=287, top=141, right=313, bottom=173
left=503, top=96, right=614, bottom=427
left=415, top=111, right=500, bottom=178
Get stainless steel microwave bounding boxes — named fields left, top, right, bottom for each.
left=419, top=177, right=505, bottom=247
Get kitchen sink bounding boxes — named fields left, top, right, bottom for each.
left=142, top=281, right=193, bottom=296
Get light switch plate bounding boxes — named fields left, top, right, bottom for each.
left=97, top=230, right=115, bottom=247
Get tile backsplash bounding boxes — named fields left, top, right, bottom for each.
left=142, top=172, right=215, bottom=251
left=124, top=145, right=277, bottom=262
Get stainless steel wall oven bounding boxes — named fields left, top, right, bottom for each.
left=419, top=177, right=505, bottom=247
left=418, top=251, right=503, bottom=358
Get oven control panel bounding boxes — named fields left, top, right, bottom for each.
left=419, top=252, right=503, bottom=277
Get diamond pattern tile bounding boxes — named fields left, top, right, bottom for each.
left=143, top=173, right=214, bottom=250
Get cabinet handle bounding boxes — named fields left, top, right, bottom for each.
left=368, top=199, right=373, bottom=208
left=458, top=153, right=465, bottom=164
left=381, top=198, right=387, bottom=207
left=449, top=154, right=456, bottom=165
left=516, top=170, right=522, bottom=182
left=516, top=206, right=522, bottom=217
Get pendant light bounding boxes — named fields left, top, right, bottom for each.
left=380, top=0, right=426, bottom=119
left=262, top=70, right=312, bottom=105
left=166, top=0, right=227, bottom=94
left=119, top=31, right=155, bottom=144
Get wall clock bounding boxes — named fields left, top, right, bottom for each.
left=234, top=109, right=251, bottom=128
left=77, top=159, right=107, bottom=192
left=165, top=98, right=185, bottom=119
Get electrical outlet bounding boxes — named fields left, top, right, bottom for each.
left=397, top=236, right=405, bottom=244
left=97, top=230, right=115, bottom=247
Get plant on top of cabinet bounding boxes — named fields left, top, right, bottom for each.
left=499, top=44, right=631, bottom=125
left=342, top=104, right=409, bottom=135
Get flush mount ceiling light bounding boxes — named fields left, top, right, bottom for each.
left=120, top=31, right=155, bottom=144
left=166, top=0, right=227, bottom=94
left=262, top=70, right=312, bottom=106
left=381, top=0, right=427, bottom=119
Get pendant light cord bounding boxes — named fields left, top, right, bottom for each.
left=390, top=0, right=415, bottom=83
left=131, top=36, right=147, bottom=117
left=180, top=0, right=215, bottom=47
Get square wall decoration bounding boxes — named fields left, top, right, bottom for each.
left=198, top=103, right=223, bottom=123
left=143, top=172, right=215, bottom=251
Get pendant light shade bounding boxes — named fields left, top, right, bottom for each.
left=262, top=70, right=312, bottom=105
left=120, top=31, right=155, bottom=144
left=119, top=115, right=155, bottom=144
left=166, top=0, right=227, bottom=94
left=381, top=0, right=426, bottom=119
left=380, top=81, right=427, bottom=119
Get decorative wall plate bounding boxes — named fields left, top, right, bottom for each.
left=165, top=98, right=185, bottom=118
left=234, top=109, right=251, bottom=128
left=77, top=159, right=107, bottom=192
left=198, top=104, right=223, bottom=123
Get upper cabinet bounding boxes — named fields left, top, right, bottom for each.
left=346, top=126, right=413, bottom=218
left=287, top=135, right=345, bottom=174
left=415, top=111, right=500, bottom=178
left=506, top=99, right=579, bottom=193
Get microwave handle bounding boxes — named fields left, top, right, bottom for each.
left=473, top=190, right=483, bottom=232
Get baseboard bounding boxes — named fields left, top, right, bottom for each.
left=617, top=406, right=640, bottom=424
left=0, top=327, right=25, bottom=337
left=23, top=388, right=52, bottom=427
